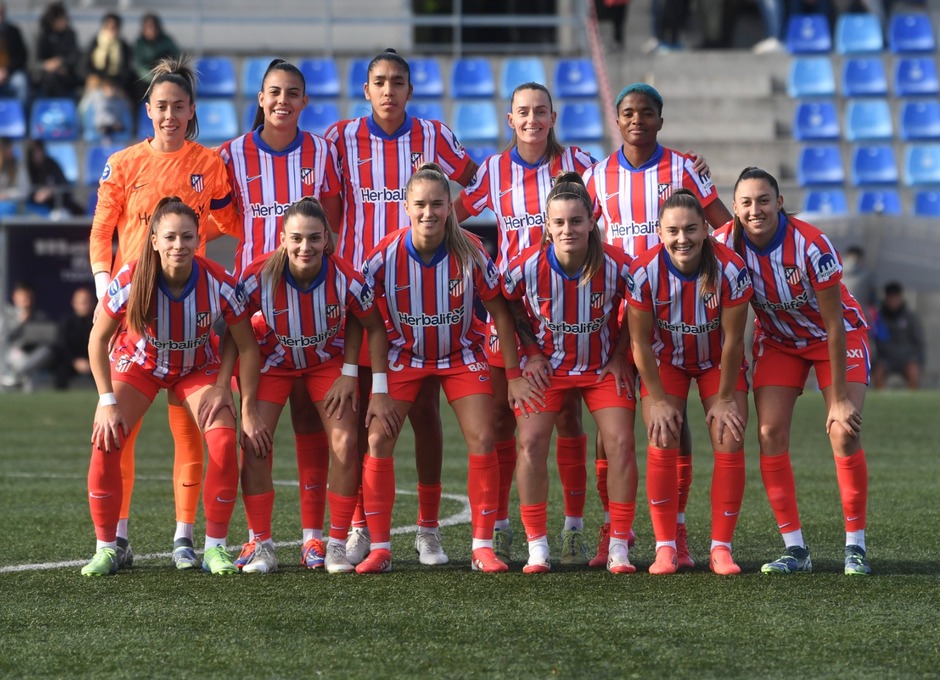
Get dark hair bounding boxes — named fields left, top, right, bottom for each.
left=846, top=245, right=864, bottom=258
left=250, top=58, right=307, bottom=131
left=367, top=48, right=411, bottom=85
left=507, top=82, right=564, bottom=165
left=544, top=171, right=604, bottom=286
left=102, top=12, right=121, bottom=29
left=141, top=12, right=164, bottom=36
left=262, top=197, right=335, bottom=286
left=126, top=197, right=199, bottom=335
left=661, top=188, right=719, bottom=297
left=39, top=2, right=68, bottom=32
left=615, top=82, right=664, bottom=115
left=145, top=55, right=198, bottom=138
left=884, top=281, right=903, bottom=296
left=731, top=166, right=783, bottom=258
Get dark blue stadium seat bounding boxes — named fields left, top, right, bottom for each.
left=410, top=58, right=444, bottom=98
left=803, top=188, right=849, bottom=215
left=786, top=14, right=832, bottom=53
left=894, top=57, right=940, bottom=97
left=197, top=99, right=238, bottom=144
left=464, top=145, right=498, bottom=166
left=857, top=189, right=903, bottom=214
left=242, top=101, right=258, bottom=132
left=788, top=58, right=836, bottom=97
left=45, top=141, right=79, bottom=183
left=453, top=102, right=500, bottom=143
left=407, top=101, right=445, bottom=122
left=81, top=98, right=133, bottom=143
left=845, top=99, right=893, bottom=141
left=83, top=144, right=122, bottom=187
left=500, top=57, right=547, bottom=99
left=904, top=144, right=940, bottom=185
left=0, top=199, right=19, bottom=216
left=842, top=57, right=888, bottom=97
left=558, top=102, right=604, bottom=142
left=196, top=56, right=237, bottom=97
left=851, top=144, right=899, bottom=185
left=836, top=14, right=884, bottom=54
left=793, top=101, right=840, bottom=140
left=553, top=59, right=599, bottom=98
left=451, top=58, right=495, bottom=98
left=913, top=189, right=940, bottom=216
left=29, top=98, right=79, bottom=141
left=797, top=144, right=845, bottom=185
left=137, top=103, right=151, bottom=139
left=346, top=59, right=370, bottom=98
left=298, top=58, right=341, bottom=98
left=241, top=56, right=278, bottom=96
left=888, top=13, right=936, bottom=53
left=0, top=98, right=25, bottom=138
left=299, top=102, right=340, bottom=137
left=900, top=101, right=940, bottom=140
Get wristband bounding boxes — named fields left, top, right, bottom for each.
left=371, top=373, right=389, bottom=394
left=94, top=272, right=111, bottom=300
left=505, top=366, right=522, bottom=380
left=98, top=392, right=117, bottom=407
left=341, top=363, right=359, bottom=378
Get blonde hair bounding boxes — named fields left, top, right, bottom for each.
left=543, top=171, right=604, bottom=287
left=261, top=197, right=336, bottom=286
left=146, top=55, right=199, bottom=140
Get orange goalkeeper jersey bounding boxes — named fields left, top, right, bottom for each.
left=89, top=139, right=238, bottom=276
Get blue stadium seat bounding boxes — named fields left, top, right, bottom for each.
left=842, top=57, right=888, bottom=97
left=835, top=14, right=884, bottom=54
left=0, top=200, right=19, bottom=216
left=241, top=56, right=278, bottom=97
left=793, top=101, right=840, bottom=140
left=453, top=101, right=500, bottom=143
left=851, top=144, right=899, bottom=185
left=900, top=101, right=940, bottom=140
left=347, top=101, right=372, bottom=120
left=299, top=102, right=340, bottom=137
left=196, top=56, right=237, bottom=97
left=803, top=188, right=849, bottom=215
left=788, top=58, right=836, bottom=97
left=410, top=57, right=444, bottom=98
left=500, top=57, right=547, bottom=99
left=137, top=103, right=151, bottom=139
left=914, top=189, right=940, bottom=216
left=888, top=13, right=936, bottom=53
left=786, top=14, right=832, bottom=53
left=578, top=143, right=606, bottom=162
left=558, top=102, right=604, bottom=142
left=29, top=98, right=79, bottom=141
left=895, top=57, right=940, bottom=97
left=797, top=144, right=845, bottom=185
left=85, top=191, right=97, bottom=216
left=298, top=58, right=341, bottom=98
left=80, top=97, right=133, bottom=143
left=407, top=101, right=445, bottom=122
left=451, top=58, right=495, bottom=99
left=464, top=145, right=498, bottom=166
left=45, top=141, right=79, bottom=183
left=904, top=144, right=940, bottom=185
left=346, top=59, right=370, bottom=97
left=83, top=144, right=122, bottom=187
left=0, top=98, right=25, bottom=138
left=857, top=189, right=902, bottom=214
left=197, top=99, right=238, bottom=144
left=844, top=99, right=893, bottom=141
left=243, top=100, right=258, bottom=132
left=553, top=59, right=599, bottom=98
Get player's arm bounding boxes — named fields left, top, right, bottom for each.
left=88, top=309, right=126, bottom=453
left=89, top=167, right=127, bottom=298
left=229, top=316, right=272, bottom=457
left=818, top=283, right=862, bottom=438
left=454, top=193, right=472, bottom=223
left=628, top=303, right=682, bottom=446
left=454, top=159, right=479, bottom=187
left=704, top=199, right=733, bottom=230
left=322, top=193, right=344, bottom=235
left=598, top=304, right=635, bottom=398
left=706, top=301, right=748, bottom=444
left=486, top=293, right=544, bottom=416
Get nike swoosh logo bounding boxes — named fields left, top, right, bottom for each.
left=330, top=525, right=347, bottom=532
left=723, top=510, right=739, bottom=517
left=481, top=508, right=497, bottom=515
left=273, top=309, right=289, bottom=316
left=498, top=188, right=513, bottom=198
left=364, top=510, right=381, bottom=516
left=536, top=297, right=553, bottom=303
left=568, top=490, right=586, bottom=496
left=357, top=158, right=371, bottom=165
left=612, top=530, right=630, bottom=537
left=304, top=484, right=322, bottom=491
left=650, top=498, right=671, bottom=505
left=245, top=174, right=263, bottom=182
left=204, top=369, right=219, bottom=376
left=89, top=492, right=112, bottom=499
left=182, top=482, right=199, bottom=487
left=216, top=496, right=236, bottom=503
left=847, top=515, right=862, bottom=522
left=133, top=183, right=148, bottom=190
left=846, top=364, right=859, bottom=371
left=394, top=285, right=410, bottom=292
left=778, top=522, right=792, bottom=529
left=604, top=191, right=619, bottom=199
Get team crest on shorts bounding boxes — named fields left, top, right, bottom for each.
left=703, top=292, right=718, bottom=309
left=658, top=183, right=672, bottom=201
left=449, top=278, right=464, bottom=297
left=785, top=266, right=801, bottom=286
left=191, top=174, right=204, bottom=193
left=326, top=304, right=340, bottom=319
left=115, top=356, right=132, bottom=373
left=489, top=332, right=500, bottom=353
left=591, top=292, right=605, bottom=309
left=301, top=167, right=314, bottom=186
left=196, top=312, right=211, bottom=328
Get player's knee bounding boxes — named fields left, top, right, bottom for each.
left=757, top=421, right=789, bottom=453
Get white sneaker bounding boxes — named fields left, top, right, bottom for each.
left=607, top=542, right=636, bottom=574
left=414, top=529, right=449, bottom=566
left=325, top=541, right=355, bottom=574
left=346, top=527, right=371, bottom=566
left=242, top=542, right=278, bottom=574
left=523, top=544, right=551, bottom=574
left=753, top=37, right=784, bottom=54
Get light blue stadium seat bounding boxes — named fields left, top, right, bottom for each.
left=900, top=101, right=940, bottom=140
left=788, top=58, right=836, bottom=97
left=851, top=144, right=899, bottom=185
left=793, top=101, right=840, bottom=140
left=299, top=102, right=340, bottom=137
left=500, top=57, right=547, bottom=99
left=347, top=101, right=372, bottom=120
left=0, top=199, right=19, bottom=216
left=845, top=99, right=893, bottom=141
left=0, top=98, right=26, bottom=138
left=836, top=14, right=884, bottom=54
left=888, top=13, right=936, bottom=53
left=409, top=58, right=444, bottom=98
left=196, top=56, right=237, bottom=98
left=137, top=103, right=151, bottom=139
left=554, top=59, right=599, bottom=98
left=786, top=14, right=832, bottom=53
left=241, top=56, right=278, bottom=96
left=407, top=101, right=445, bottom=122
left=904, top=144, right=940, bottom=185
left=346, top=59, right=370, bottom=98
left=453, top=101, right=500, bottom=143
left=80, top=97, right=132, bottom=143
left=29, top=98, right=79, bottom=141
left=557, top=102, right=604, bottom=142
left=243, top=101, right=258, bottom=132
left=842, top=57, right=888, bottom=97
left=803, top=188, right=849, bottom=215
left=451, top=58, right=496, bottom=99
left=464, top=145, right=498, bottom=166
left=857, top=189, right=902, bottom=214
left=45, top=141, right=79, bottom=183
left=797, top=144, right=845, bottom=185
left=197, top=99, right=239, bottom=144
left=894, top=57, right=940, bottom=97
left=83, top=144, right=122, bottom=187
left=913, top=189, right=940, bottom=216
left=298, top=58, right=341, bottom=98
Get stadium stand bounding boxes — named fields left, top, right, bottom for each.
left=803, top=188, right=849, bottom=215
left=845, top=100, right=893, bottom=141
left=888, top=13, right=936, bottom=53
left=793, top=101, right=840, bottom=140
left=835, top=13, right=885, bottom=54
left=553, top=58, right=599, bottom=98
left=785, top=14, right=832, bottom=53
left=904, top=144, right=940, bottom=185
left=842, top=57, right=888, bottom=97
left=0, top=99, right=26, bottom=139
left=900, top=101, right=940, bottom=140
left=451, top=58, right=496, bottom=98
left=851, top=144, right=899, bottom=186
left=298, top=58, right=341, bottom=98
left=453, top=101, right=500, bottom=143
left=29, top=99, right=79, bottom=142
left=798, top=144, right=845, bottom=185
left=500, top=57, right=547, bottom=98
left=788, top=57, right=836, bottom=97
left=195, top=56, right=237, bottom=98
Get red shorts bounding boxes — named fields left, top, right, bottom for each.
left=516, top=373, right=636, bottom=415
left=752, top=328, right=871, bottom=390
left=389, top=361, right=493, bottom=404
left=257, top=357, right=345, bottom=405
left=111, top=358, right=219, bottom=403
left=640, top=362, right=749, bottom=401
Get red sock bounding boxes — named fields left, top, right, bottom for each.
left=327, top=491, right=358, bottom=541
left=677, top=454, right=693, bottom=515
left=362, top=455, right=395, bottom=543
left=468, top=453, right=498, bottom=539
left=557, top=434, right=587, bottom=518
left=834, top=449, right=868, bottom=531
left=711, top=451, right=745, bottom=544
left=296, top=432, right=329, bottom=530
left=202, top=427, right=239, bottom=539
left=416, top=482, right=442, bottom=529
left=646, top=446, right=679, bottom=543
left=118, top=420, right=142, bottom=519
left=88, top=443, right=123, bottom=542
left=595, top=458, right=609, bottom=513
left=495, top=438, right=517, bottom=520
left=169, top=404, right=204, bottom=525
left=243, top=491, right=274, bottom=542
left=520, top=501, right=548, bottom=541
left=760, top=452, right=802, bottom=533
left=608, top=501, right=636, bottom=541
left=351, top=484, right=366, bottom=528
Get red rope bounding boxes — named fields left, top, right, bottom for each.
left=585, top=1, right=617, bottom=145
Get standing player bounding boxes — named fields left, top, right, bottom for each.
left=88, top=56, right=239, bottom=570
left=714, top=167, right=871, bottom=576
left=325, top=49, right=479, bottom=566
left=81, top=197, right=268, bottom=576
left=354, top=164, right=538, bottom=574
left=454, top=82, right=598, bottom=566
left=504, top=172, right=638, bottom=575
left=627, top=189, right=752, bottom=575
left=219, top=58, right=343, bottom=571
left=583, top=82, right=732, bottom=569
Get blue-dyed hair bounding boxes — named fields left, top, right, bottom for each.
left=615, top=83, right=663, bottom=115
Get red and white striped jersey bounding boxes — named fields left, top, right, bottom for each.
left=503, top=243, right=632, bottom=376
left=713, top=214, right=868, bottom=348
left=627, top=240, right=753, bottom=370
left=219, top=128, right=341, bottom=276
left=363, top=228, right=500, bottom=369
left=459, top=146, right=595, bottom=270
left=104, top=255, right=247, bottom=379
left=325, top=114, right=472, bottom=270
left=584, top=144, right=719, bottom=258
left=240, top=252, right=374, bottom=373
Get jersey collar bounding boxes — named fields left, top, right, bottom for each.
left=284, top=256, right=328, bottom=292
left=366, top=113, right=412, bottom=141
left=252, top=126, right=304, bottom=156
left=547, top=244, right=584, bottom=281
left=510, top=147, right=546, bottom=170
left=158, top=260, right=199, bottom=301
left=743, top=212, right=788, bottom=255
left=617, top=143, right=664, bottom=172
left=659, top=244, right=701, bottom=282
left=405, top=230, right=449, bottom=267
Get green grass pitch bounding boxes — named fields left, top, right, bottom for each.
left=0, top=388, right=937, bottom=678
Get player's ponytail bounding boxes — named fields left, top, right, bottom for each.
left=543, top=171, right=604, bottom=287
left=367, top=48, right=411, bottom=85
left=507, top=82, right=564, bottom=166
left=146, top=55, right=199, bottom=140
left=126, top=197, right=200, bottom=335
left=661, top=188, right=719, bottom=298
left=251, top=58, right=307, bottom=132
left=262, top=197, right=335, bottom=286
left=731, top=166, right=783, bottom=259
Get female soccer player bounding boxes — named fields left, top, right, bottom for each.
left=88, top=56, right=239, bottom=570
left=504, top=172, right=638, bottom=575
left=627, top=189, right=752, bottom=575
left=454, top=82, right=597, bottom=566
left=81, top=197, right=268, bottom=576
left=219, top=58, right=343, bottom=571
left=354, top=163, right=538, bottom=575
left=714, top=167, right=871, bottom=577
left=325, top=49, right=479, bottom=566
left=236, top=198, right=399, bottom=574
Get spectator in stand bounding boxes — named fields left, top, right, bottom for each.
left=54, top=287, right=94, bottom=390
left=25, top=139, right=83, bottom=217
left=79, top=74, right=131, bottom=141
left=0, top=137, right=27, bottom=210
left=841, top=245, right=877, bottom=320
left=85, top=13, right=135, bottom=104
left=873, top=282, right=924, bottom=390
left=34, top=2, right=82, bottom=99
left=753, top=0, right=785, bottom=53
left=594, top=0, right=629, bottom=50
left=0, top=2, right=29, bottom=103
left=1, top=282, right=57, bottom=392
left=133, top=13, right=179, bottom=101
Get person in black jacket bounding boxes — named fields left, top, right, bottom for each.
left=34, top=2, right=82, bottom=98
left=873, top=281, right=924, bottom=390
left=0, top=2, right=29, bottom=102
left=54, top=287, right=94, bottom=390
